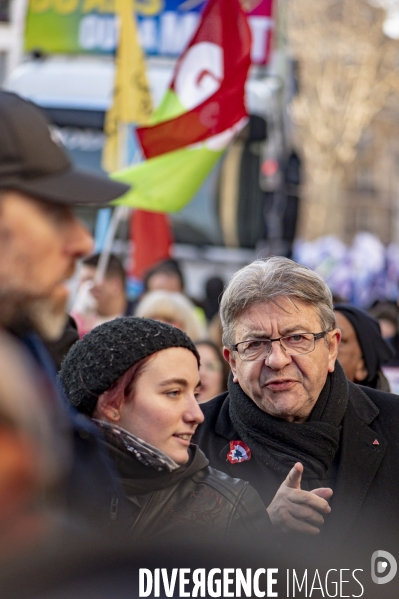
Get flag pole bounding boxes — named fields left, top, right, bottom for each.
left=93, top=206, right=129, bottom=284
left=94, top=0, right=152, bottom=284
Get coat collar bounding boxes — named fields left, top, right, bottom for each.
left=215, top=392, right=237, bottom=440
left=347, top=381, right=380, bottom=424
left=323, top=383, right=387, bottom=546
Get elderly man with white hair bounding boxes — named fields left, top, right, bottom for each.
left=194, top=257, right=399, bottom=560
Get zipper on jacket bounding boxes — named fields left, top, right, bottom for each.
left=133, top=492, right=156, bottom=528
left=109, top=494, right=119, bottom=522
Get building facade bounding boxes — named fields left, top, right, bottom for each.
left=0, top=0, right=26, bottom=85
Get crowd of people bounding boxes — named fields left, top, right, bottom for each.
left=2, top=90, right=399, bottom=597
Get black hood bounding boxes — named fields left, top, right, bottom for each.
left=334, top=303, right=394, bottom=383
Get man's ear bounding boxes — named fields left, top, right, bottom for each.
left=327, top=328, right=341, bottom=373
left=223, top=347, right=239, bottom=383
left=94, top=393, right=121, bottom=423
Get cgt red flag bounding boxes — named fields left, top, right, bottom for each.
left=129, top=210, right=173, bottom=279
left=136, top=0, right=252, bottom=160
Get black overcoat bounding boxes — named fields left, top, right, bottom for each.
left=194, top=382, right=399, bottom=561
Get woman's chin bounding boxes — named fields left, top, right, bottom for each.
left=168, top=439, right=191, bottom=465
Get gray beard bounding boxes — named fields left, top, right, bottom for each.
left=0, top=292, right=67, bottom=341
left=27, top=297, right=68, bottom=341
left=0, top=290, right=35, bottom=332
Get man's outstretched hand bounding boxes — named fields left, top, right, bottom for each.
left=266, top=462, right=333, bottom=535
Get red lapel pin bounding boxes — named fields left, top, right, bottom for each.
left=227, top=440, right=252, bottom=464
left=373, top=439, right=379, bottom=446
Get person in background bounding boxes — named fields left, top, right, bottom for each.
left=200, top=276, right=225, bottom=352
left=143, top=259, right=185, bottom=294
left=135, top=290, right=206, bottom=341
left=195, top=340, right=229, bottom=403
left=141, top=258, right=206, bottom=325
left=202, top=276, right=225, bottom=322
left=334, top=304, right=394, bottom=391
left=368, top=301, right=399, bottom=340
left=43, top=315, right=79, bottom=371
left=207, top=311, right=224, bottom=351
left=72, top=253, right=133, bottom=337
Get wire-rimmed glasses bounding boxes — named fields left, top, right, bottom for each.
left=231, top=330, right=331, bottom=361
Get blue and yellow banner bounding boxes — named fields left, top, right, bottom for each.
left=24, top=0, right=273, bottom=65
left=25, top=0, right=203, bottom=55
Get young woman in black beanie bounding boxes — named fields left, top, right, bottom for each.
left=59, top=317, right=271, bottom=546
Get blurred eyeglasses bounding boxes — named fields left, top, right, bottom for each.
left=231, top=330, right=331, bottom=362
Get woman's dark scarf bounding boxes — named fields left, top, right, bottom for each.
left=229, top=361, right=349, bottom=485
left=94, top=420, right=179, bottom=472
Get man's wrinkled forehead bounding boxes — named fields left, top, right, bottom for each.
left=232, top=298, right=324, bottom=337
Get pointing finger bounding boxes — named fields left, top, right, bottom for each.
left=284, top=462, right=304, bottom=489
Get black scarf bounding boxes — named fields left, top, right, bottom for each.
left=229, top=362, right=349, bottom=485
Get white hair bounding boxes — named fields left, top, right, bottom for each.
left=135, top=291, right=206, bottom=341
left=220, top=257, right=336, bottom=347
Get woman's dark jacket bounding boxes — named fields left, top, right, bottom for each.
left=105, top=438, right=270, bottom=545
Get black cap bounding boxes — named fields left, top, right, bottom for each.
left=59, top=317, right=200, bottom=416
left=0, top=91, right=130, bottom=206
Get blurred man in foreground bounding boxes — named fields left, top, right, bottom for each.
left=0, top=331, right=70, bottom=560
left=0, top=91, right=130, bottom=530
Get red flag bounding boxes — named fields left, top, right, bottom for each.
left=136, top=0, right=252, bottom=160
left=129, top=210, right=173, bottom=279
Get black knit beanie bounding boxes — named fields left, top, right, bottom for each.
left=59, top=317, right=200, bottom=416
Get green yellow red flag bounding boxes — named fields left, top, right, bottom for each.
left=112, top=0, right=252, bottom=213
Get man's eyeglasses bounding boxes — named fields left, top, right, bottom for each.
left=231, top=330, right=331, bottom=362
